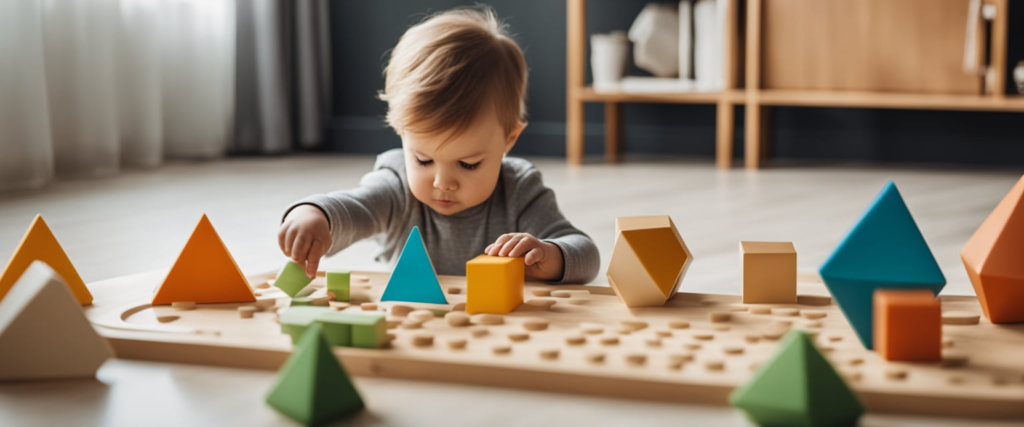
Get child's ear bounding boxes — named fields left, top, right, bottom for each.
left=504, top=121, right=528, bottom=154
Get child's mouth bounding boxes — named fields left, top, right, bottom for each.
left=434, top=199, right=457, bottom=207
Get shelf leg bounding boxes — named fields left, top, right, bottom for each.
left=567, top=99, right=585, bottom=165
left=759, top=107, right=771, bottom=161
left=566, top=0, right=586, bottom=165
left=745, top=104, right=763, bottom=170
left=605, top=102, right=622, bottom=163
left=716, top=101, right=734, bottom=169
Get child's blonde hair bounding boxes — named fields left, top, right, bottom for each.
left=379, top=7, right=527, bottom=140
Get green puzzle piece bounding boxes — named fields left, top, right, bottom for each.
left=279, top=306, right=387, bottom=348
left=280, top=307, right=331, bottom=343
left=327, top=271, right=350, bottom=302
left=729, top=330, right=864, bottom=427
left=320, top=311, right=387, bottom=349
left=275, top=261, right=314, bottom=297
left=266, top=323, right=364, bottom=426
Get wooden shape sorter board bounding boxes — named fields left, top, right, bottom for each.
left=83, top=270, right=1024, bottom=420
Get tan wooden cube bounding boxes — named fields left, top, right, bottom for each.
left=740, top=241, right=797, bottom=304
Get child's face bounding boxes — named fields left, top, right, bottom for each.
left=401, top=112, right=525, bottom=216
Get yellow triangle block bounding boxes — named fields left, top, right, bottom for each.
left=152, top=214, right=256, bottom=305
left=0, top=215, right=92, bottom=305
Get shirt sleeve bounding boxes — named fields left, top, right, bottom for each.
left=511, top=165, right=600, bottom=284
left=281, top=166, right=405, bottom=256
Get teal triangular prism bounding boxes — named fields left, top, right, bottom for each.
left=819, top=181, right=945, bottom=348
left=266, top=323, right=364, bottom=426
left=730, top=331, right=864, bottom=427
left=380, top=226, right=447, bottom=304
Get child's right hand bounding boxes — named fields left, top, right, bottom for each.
left=278, top=205, right=331, bottom=279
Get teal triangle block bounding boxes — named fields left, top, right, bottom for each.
left=818, top=181, right=945, bottom=348
left=266, top=323, right=364, bottom=426
left=380, top=226, right=447, bottom=304
left=730, top=331, right=864, bottom=427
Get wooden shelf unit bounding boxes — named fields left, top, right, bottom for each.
left=566, top=0, right=1022, bottom=169
left=755, top=90, right=1024, bottom=112
left=566, top=0, right=742, bottom=168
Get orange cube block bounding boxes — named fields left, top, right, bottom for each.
left=873, top=289, right=941, bottom=361
left=466, top=255, right=524, bottom=314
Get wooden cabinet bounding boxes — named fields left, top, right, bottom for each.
left=762, top=0, right=984, bottom=95
left=565, top=0, right=1024, bottom=169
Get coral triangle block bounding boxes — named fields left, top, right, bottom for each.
left=151, top=214, right=256, bottom=305
left=380, top=226, right=446, bottom=304
left=0, top=215, right=92, bottom=305
left=819, top=181, right=945, bottom=349
left=962, top=175, right=1024, bottom=323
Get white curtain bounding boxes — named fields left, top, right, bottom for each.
left=0, top=0, right=236, bottom=192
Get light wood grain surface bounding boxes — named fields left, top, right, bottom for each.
left=1, top=154, right=1021, bottom=426
left=762, top=0, right=983, bottom=94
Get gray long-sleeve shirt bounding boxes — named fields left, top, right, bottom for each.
left=285, top=149, right=600, bottom=284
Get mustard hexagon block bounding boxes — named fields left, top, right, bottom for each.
left=606, top=216, right=693, bottom=307
left=466, top=255, right=524, bottom=314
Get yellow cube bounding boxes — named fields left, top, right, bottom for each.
left=466, top=255, right=524, bottom=314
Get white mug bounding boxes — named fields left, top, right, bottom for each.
left=591, top=31, right=629, bottom=90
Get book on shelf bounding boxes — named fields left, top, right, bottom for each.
left=679, top=0, right=693, bottom=80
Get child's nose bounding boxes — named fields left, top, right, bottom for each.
left=433, top=173, right=458, bottom=191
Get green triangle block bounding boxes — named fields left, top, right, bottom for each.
left=729, top=331, right=864, bottom=427
left=266, top=323, right=364, bottom=426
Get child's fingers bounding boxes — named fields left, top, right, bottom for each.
left=284, top=226, right=298, bottom=255
left=524, top=247, right=545, bottom=265
left=305, top=240, right=325, bottom=278
left=488, top=234, right=514, bottom=255
left=277, top=227, right=288, bottom=254
left=306, top=257, right=320, bottom=279
left=507, top=237, right=534, bottom=258
left=291, top=235, right=311, bottom=264
left=498, top=235, right=525, bottom=256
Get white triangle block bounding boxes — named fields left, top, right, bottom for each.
left=0, top=261, right=112, bottom=381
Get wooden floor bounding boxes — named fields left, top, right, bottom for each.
left=1, top=154, right=1021, bottom=426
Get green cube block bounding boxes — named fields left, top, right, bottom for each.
left=327, top=271, right=351, bottom=302
left=279, top=306, right=331, bottom=344
left=275, top=261, right=313, bottom=297
left=318, top=311, right=387, bottom=349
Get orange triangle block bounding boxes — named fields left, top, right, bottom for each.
left=0, top=215, right=92, bottom=305
left=152, top=214, right=256, bottom=305
left=962, top=175, right=1024, bottom=323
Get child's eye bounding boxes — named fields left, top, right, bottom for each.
left=459, top=161, right=480, bottom=171
left=416, top=158, right=434, bottom=167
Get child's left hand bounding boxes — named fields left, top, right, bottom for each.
left=484, top=233, right=564, bottom=282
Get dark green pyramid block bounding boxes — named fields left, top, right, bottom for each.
left=266, top=323, right=364, bottom=426
left=729, top=331, right=864, bottom=427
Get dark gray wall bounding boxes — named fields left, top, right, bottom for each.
left=326, top=0, right=1024, bottom=166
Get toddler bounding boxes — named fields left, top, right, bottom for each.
left=278, top=7, right=599, bottom=285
